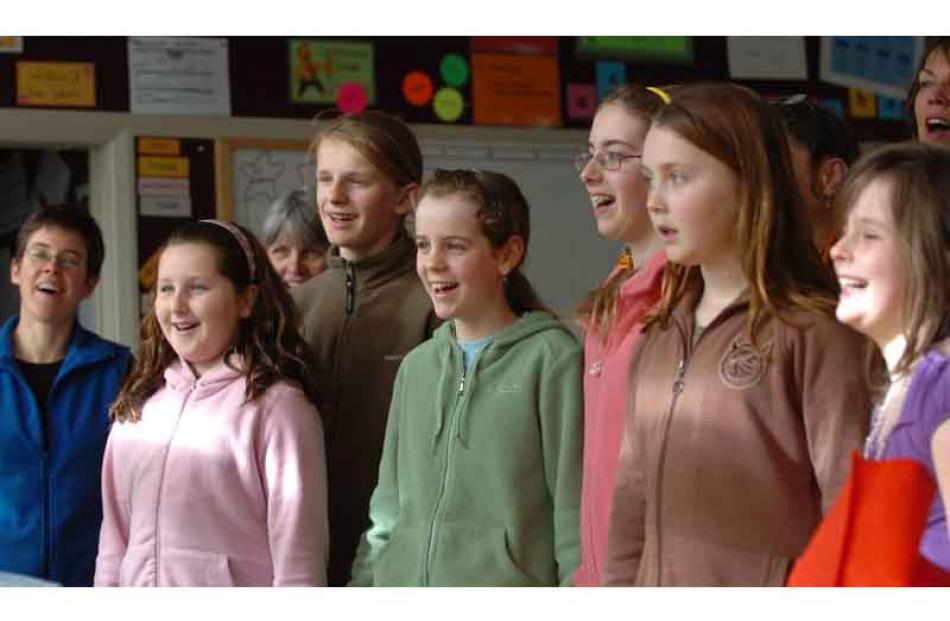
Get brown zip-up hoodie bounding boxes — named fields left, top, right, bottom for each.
left=605, top=276, right=871, bottom=586
left=292, top=233, right=439, bottom=586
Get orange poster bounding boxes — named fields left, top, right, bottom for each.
left=472, top=53, right=560, bottom=127
left=16, top=61, right=96, bottom=108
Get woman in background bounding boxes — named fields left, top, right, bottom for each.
left=263, top=187, right=329, bottom=288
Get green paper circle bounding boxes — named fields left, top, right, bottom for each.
left=439, top=53, right=469, bottom=87
left=433, top=87, right=464, bottom=123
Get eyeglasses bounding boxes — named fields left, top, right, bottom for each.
left=23, top=245, right=85, bottom=270
left=572, top=149, right=641, bottom=172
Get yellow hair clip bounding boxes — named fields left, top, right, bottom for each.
left=647, top=86, right=672, bottom=105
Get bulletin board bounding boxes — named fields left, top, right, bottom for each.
left=213, top=137, right=312, bottom=239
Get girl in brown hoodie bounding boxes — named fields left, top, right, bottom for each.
left=604, top=83, right=872, bottom=586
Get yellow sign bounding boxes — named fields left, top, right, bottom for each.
left=138, top=137, right=181, bottom=156
left=16, top=61, right=96, bottom=108
left=138, top=156, right=190, bottom=178
left=848, top=88, right=877, bottom=119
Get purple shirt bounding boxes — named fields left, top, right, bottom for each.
left=878, top=346, right=950, bottom=570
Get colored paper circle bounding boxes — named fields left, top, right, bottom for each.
left=433, top=87, right=464, bottom=123
left=439, top=53, right=469, bottom=87
left=402, top=70, right=434, bottom=107
left=336, top=81, right=368, bottom=114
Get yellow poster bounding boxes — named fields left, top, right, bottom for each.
left=138, top=156, right=190, bottom=178
left=16, top=61, right=96, bottom=107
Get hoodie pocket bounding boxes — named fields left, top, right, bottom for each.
left=374, top=525, right=425, bottom=586
left=158, top=548, right=235, bottom=587
left=429, top=525, right=542, bottom=587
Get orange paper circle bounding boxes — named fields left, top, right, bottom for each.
left=402, top=71, right=434, bottom=107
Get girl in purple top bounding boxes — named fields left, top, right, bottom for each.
left=829, top=142, right=950, bottom=570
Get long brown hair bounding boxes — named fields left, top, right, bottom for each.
left=836, top=142, right=950, bottom=379
left=905, top=37, right=950, bottom=140
left=575, top=83, right=669, bottom=335
left=646, top=83, right=838, bottom=340
left=109, top=221, right=317, bottom=422
left=417, top=168, right=548, bottom=316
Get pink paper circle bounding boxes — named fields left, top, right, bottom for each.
left=336, top=81, right=368, bottom=114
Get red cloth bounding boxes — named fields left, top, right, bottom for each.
left=788, top=451, right=950, bottom=586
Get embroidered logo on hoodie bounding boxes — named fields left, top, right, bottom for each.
left=720, top=336, right=769, bottom=389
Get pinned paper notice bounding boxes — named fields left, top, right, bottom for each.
left=16, top=61, right=96, bottom=108
left=848, top=88, right=877, bottom=118
left=595, top=61, right=626, bottom=102
left=567, top=84, right=597, bottom=120
left=138, top=177, right=190, bottom=197
left=433, top=87, right=464, bottom=123
left=139, top=195, right=193, bottom=218
left=877, top=95, right=904, bottom=121
left=138, top=156, right=189, bottom=178
left=726, top=37, right=807, bottom=80
left=138, top=138, right=181, bottom=156
left=0, top=36, right=23, bottom=53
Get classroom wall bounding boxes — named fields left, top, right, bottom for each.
left=0, top=36, right=922, bottom=346
left=0, top=108, right=598, bottom=347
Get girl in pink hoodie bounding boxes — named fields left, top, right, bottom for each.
left=95, top=220, right=328, bottom=587
left=571, top=84, right=669, bottom=586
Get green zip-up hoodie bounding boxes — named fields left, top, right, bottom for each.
left=349, top=311, right=583, bottom=587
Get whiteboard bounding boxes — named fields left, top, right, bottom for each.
left=215, top=138, right=313, bottom=241
left=217, top=136, right=617, bottom=321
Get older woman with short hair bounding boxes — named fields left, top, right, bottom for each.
left=263, top=188, right=329, bottom=288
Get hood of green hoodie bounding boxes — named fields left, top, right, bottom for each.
left=432, top=311, right=571, bottom=358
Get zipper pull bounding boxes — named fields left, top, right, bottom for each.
left=672, top=358, right=686, bottom=394
left=458, top=376, right=465, bottom=395
left=345, top=266, right=355, bottom=315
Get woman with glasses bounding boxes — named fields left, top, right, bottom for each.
left=572, top=84, right=669, bottom=586
left=0, top=204, right=131, bottom=586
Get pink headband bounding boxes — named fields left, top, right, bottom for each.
left=199, top=219, right=257, bottom=282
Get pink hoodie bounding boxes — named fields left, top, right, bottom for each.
left=573, top=252, right=665, bottom=587
left=94, top=357, right=328, bottom=586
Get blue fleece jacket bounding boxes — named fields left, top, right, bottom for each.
left=0, top=315, right=130, bottom=586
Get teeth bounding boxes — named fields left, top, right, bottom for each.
left=591, top=195, right=613, bottom=207
left=37, top=284, right=59, bottom=293
left=173, top=322, right=198, bottom=331
left=329, top=213, right=356, bottom=222
left=926, top=118, right=950, bottom=130
left=839, top=277, right=867, bottom=289
left=430, top=282, right=458, bottom=294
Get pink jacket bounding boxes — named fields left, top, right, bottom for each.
left=94, top=357, right=328, bottom=586
left=573, top=252, right=665, bottom=587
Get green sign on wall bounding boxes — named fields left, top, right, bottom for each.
left=575, top=37, right=694, bottom=64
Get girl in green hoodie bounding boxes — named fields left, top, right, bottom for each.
left=349, top=169, right=583, bottom=586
